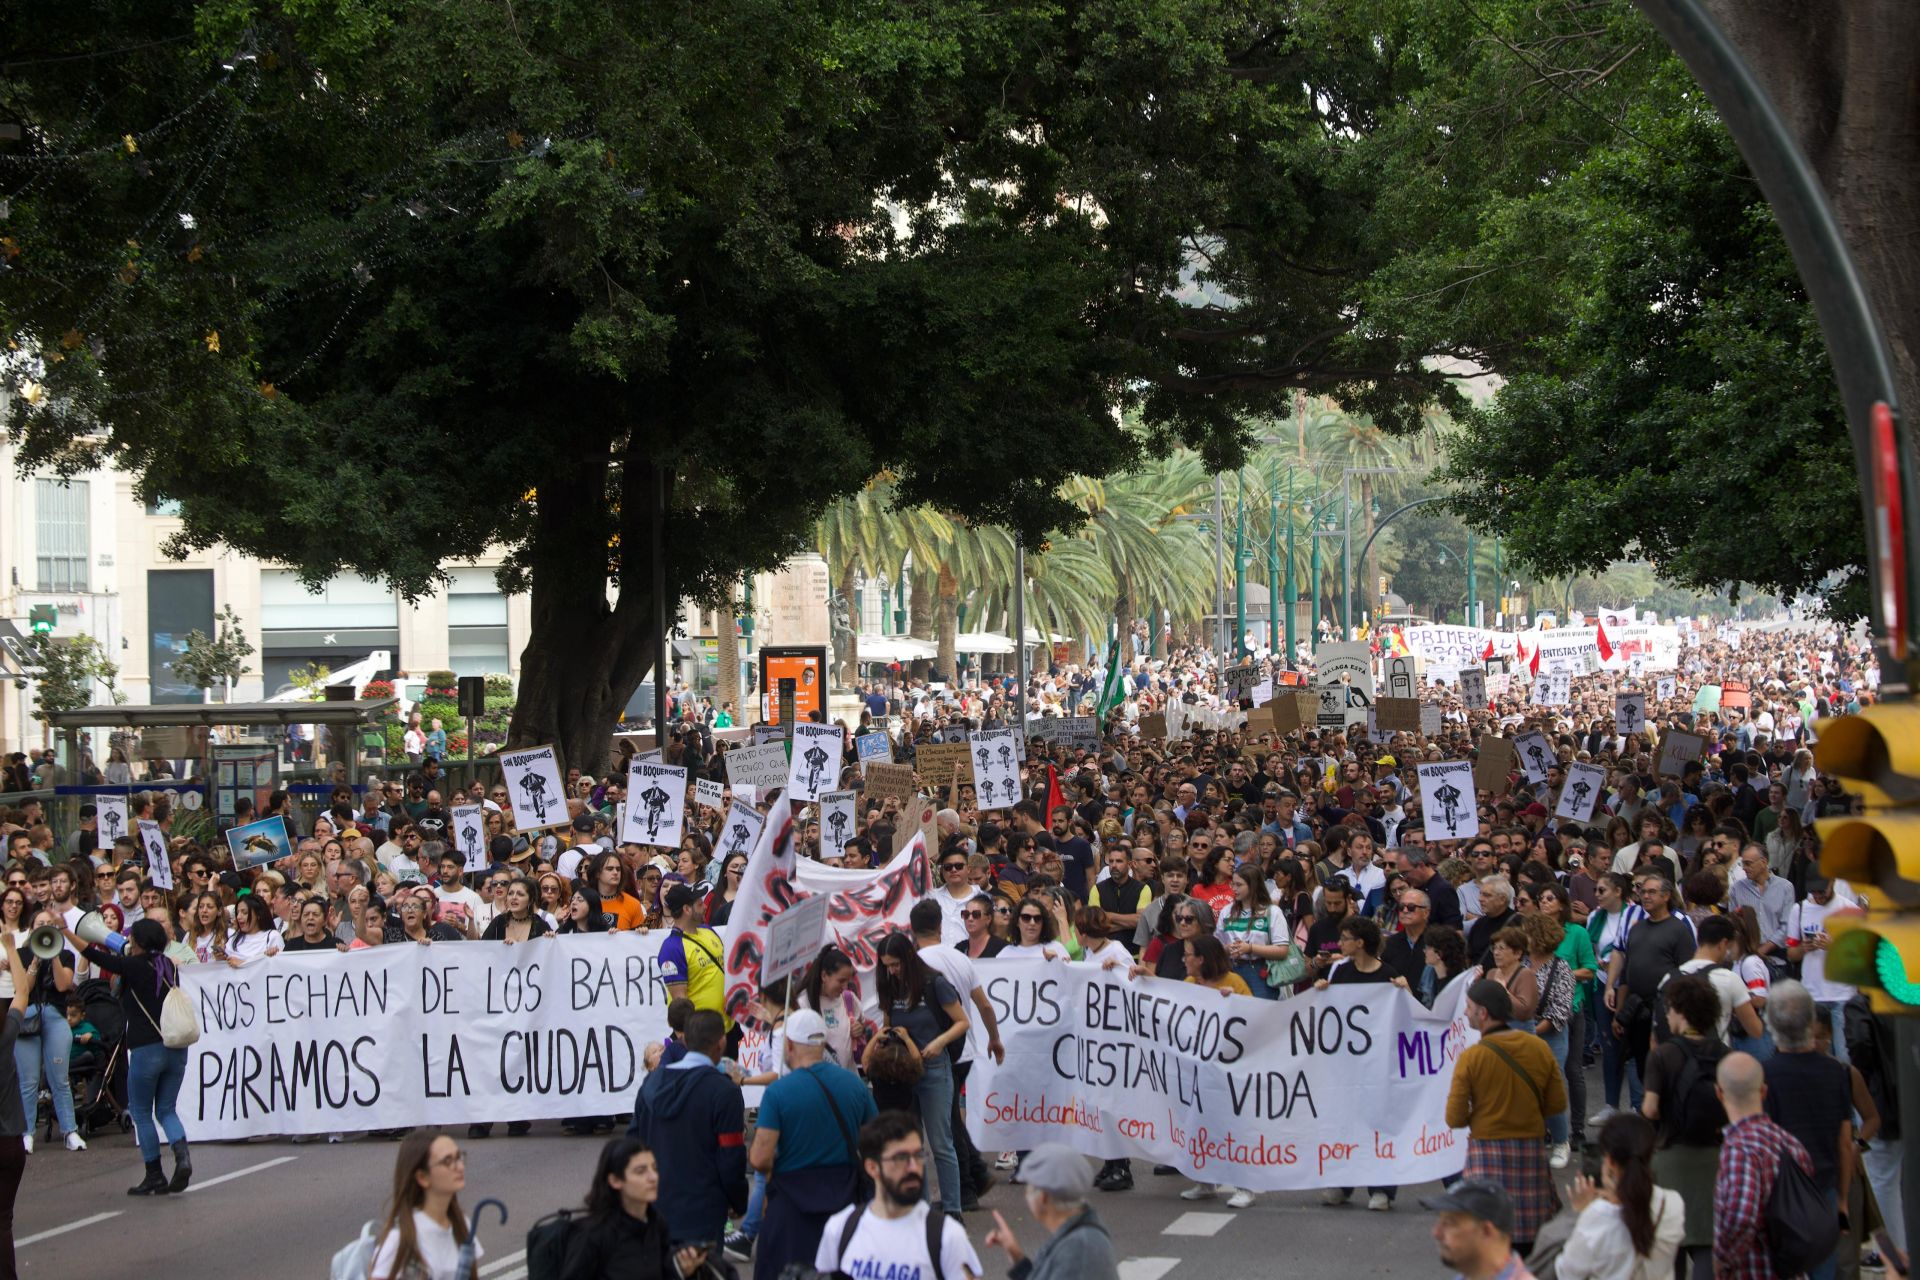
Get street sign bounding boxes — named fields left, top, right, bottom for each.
left=0, top=619, right=38, bottom=676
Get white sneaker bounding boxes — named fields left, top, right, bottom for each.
left=1548, top=1142, right=1570, bottom=1170
left=1180, top=1185, right=1217, bottom=1201
left=21, top=1135, right=30, bottom=1154
left=1227, top=1189, right=1256, bottom=1209
left=1320, top=1187, right=1350, bottom=1206
left=1368, top=1192, right=1392, bottom=1211
left=1587, top=1106, right=1617, bottom=1126
left=64, top=1131, right=86, bottom=1152
left=995, top=1153, right=1019, bottom=1171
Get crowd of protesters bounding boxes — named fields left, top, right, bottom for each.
left=0, top=615, right=1896, bottom=1279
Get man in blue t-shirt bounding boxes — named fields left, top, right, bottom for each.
left=748, top=1010, right=878, bottom=1280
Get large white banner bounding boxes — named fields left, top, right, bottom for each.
left=968, top=960, right=1473, bottom=1190
left=179, top=934, right=673, bottom=1139
left=1403, top=626, right=1495, bottom=678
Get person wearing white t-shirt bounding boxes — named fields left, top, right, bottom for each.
left=929, top=851, right=985, bottom=946
left=1786, top=873, right=1866, bottom=1064
left=816, top=1112, right=982, bottom=1280
left=370, top=1131, right=483, bottom=1280
left=430, top=851, right=485, bottom=938
left=1675, top=915, right=1763, bottom=1043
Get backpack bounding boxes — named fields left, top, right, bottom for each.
left=1766, top=1142, right=1840, bottom=1278
left=822, top=1206, right=946, bottom=1280
left=330, top=1221, right=378, bottom=1280
left=526, top=1208, right=581, bottom=1280
left=1649, top=961, right=1728, bottom=1047
left=1662, top=1036, right=1729, bottom=1147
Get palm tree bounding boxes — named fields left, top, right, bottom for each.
left=815, top=476, right=948, bottom=682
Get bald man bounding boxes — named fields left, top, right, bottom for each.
left=1713, top=1052, right=1820, bottom=1280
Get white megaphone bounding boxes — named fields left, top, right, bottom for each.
left=27, top=925, right=63, bottom=962
left=72, top=911, right=114, bottom=947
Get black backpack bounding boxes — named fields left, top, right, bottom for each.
left=1767, top=1143, right=1841, bottom=1278
left=1662, top=1036, right=1729, bottom=1147
left=526, top=1208, right=580, bottom=1280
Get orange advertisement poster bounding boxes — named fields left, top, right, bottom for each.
left=760, top=647, right=827, bottom=724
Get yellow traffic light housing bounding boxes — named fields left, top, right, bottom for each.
left=1815, top=705, right=1920, bottom=1011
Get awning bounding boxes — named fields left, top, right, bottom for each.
left=41, top=698, right=402, bottom=729
left=955, top=632, right=1016, bottom=656
left=1020, top=628, right=1072, bottom=645
left=856, top=634, right=937, bottom=663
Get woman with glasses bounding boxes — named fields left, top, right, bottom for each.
left=558, top=887, right=613, bottom=936
left=1002, top=900, right=1069, bottom=961
left=1586, top=872, right=1644, bottom=1118
left=370, top=1130, right=477, bottom=1280
left=986, top=892, right=1017, bottom=944
left=1221, top=867, right=1289, bottom=999
left=1136, top=896, right=1212, bottom=981
left=957, top=897, right=1006, bottom=961
left=536, top=873, right=569, bottom=928
left=472, top=872, right=511, bottom=935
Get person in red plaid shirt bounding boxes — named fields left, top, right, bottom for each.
left=1713, top=1051, right=1814, bottom=1280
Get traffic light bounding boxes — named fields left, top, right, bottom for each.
left=1814, top=705, right=1920, bottom=1012
left=26, top=606, right=54, bottom=635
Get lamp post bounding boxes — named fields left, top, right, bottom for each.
left=1212, top=474, right=1226, bottom=655
left=1013, top=541, right=1028, bottom=724
left=1308, top=507, right=1321, bottom=644
left=1466, top=529, right=1478, bottom=628
left=1234, top=476, right=1248, bottom=658
left=1283, top=471, right=1297, bottom=663
left=1267, top=462, right=1281, bottom=658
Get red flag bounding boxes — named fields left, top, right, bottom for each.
left=1522, top=639, right=1539, bottom=675
left=1481, top=638, right=1495, bottom=662
left=1046, top=764, right=1066, bottom=822
left=1595, top=617, right=1613, bottom=662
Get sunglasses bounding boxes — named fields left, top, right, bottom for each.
left=1174, top=912, right=1199, bottom=923
left=942, top=862, right=966, bottom=872
left=961, top=909, right=986, bottom=920
left=993, top=904, right=1012, bottom=914
left=1018, top=913, right=1046, bottom=923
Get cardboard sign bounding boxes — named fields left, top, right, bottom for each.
left=1375, top=696, right=1422, bottom=733
left=915, top=740, right=974, bottom=784
left=1027, top=717, right=1100, bottom=751
left=863, top=762, right=918, bottom=804
left=1554, top=761, right=1608, bottom=824
left=694, top=777, right=727, bottom=811
left=1418, top=761, right=1479, bottom=842
left=725, top=741, right=792, bottom=795
left=1244, top=702, right=1276, bottom=737
left=1657, top=728, right=1708, bottom=780
left=1475, top=736, right=1517, bottom=796
left=1419, top=703, right=1443, bottom=736
left=1138, top=713, right=1168, bottom=739
left=497, top=744, right=569, bottom=831
left=1720, top=680, right=1751, bottom=710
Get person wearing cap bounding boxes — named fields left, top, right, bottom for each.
left=658, top=883, right=730, bottom=1033
left=748, top=1007, right=877, bottom=1280
left=982, top=1142, right=1118, bottom=1280
left=1422, top=1180, right=1535, bottom=1280
left=629, top=1008, right=748, bottom=1249
left=815, top=1111, right=984, bottom=1280
left=1446, top=979, right=1567, bottom=1252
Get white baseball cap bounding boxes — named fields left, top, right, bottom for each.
left=785, top=1009, right=829, bottom=1046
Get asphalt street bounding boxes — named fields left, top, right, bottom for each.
left=13, top=1123, right=1468, bottom=1279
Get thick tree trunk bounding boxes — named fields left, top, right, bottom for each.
left=935, top=564, right=960, bottom=682
left=715, top=582, right=742, bottom=722
left=909, top=568, right=935, bottom=680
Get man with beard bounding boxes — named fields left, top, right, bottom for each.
left=816, top=1111, right=983, bottom=1279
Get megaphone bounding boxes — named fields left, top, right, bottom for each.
left=27, top=926, right=63, bottom=962
left=72, top=911, right=113, bottom=947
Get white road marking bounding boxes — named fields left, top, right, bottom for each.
left=485, top=1269, right=526, bottom=1280
left=1120, top=1259, right=1183, bottom=1280
left=479, top=1251, right=528, bottom=1277
left=1161, top=1210, right=1235, bottom=1236
left=18, top=1210, right=121, bottom=1246
left=182, top=1154, right=298, bottom=1192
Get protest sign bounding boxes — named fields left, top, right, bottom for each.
left=1403, top=625, right=1495, bottom=675
left=1475, top=736, right=1516, bottom=796
left=178, top=933, right=671, bottom=1138
left=226, top=815, right=293, bottom=870
left=1554, top=762, right=1608, bottom=824
left=139, top=819, right=173, bottom=891
left=1514, top=730, right=1555, bottom=786
left=623, top=762, right=688, bottom=848
left=751, top=725, right=786, bottom=745
left=715, top=798, right=765, bottom=862
left=451, top=805, right=488, bottom=872
left=1374, top=696, right=1421, bottom=733
left=732, top=782, right=758, bottom=805
left=722, top=796, right=934, bottom=1028
left=1656, top=676, right=1677, bottom=700
left=498, top=745, right=569, bottom=831
left=1614, top=692, right=1647, bottom=738
left=725, top=742, right=791, bottom=795
left=1656, top=728, right=1708, bottom=780
left=1629, top=653, right=1646, bottom=678
left=1419, top=703, right=1443, bottom=737
left=1458, top=668, right=1486, bottom=708
left=762, top=892, right=832, bottom=990
left=1138, top=713, right=1168, bottom=739
left=915, top=741, right=974, bottom=785
left=97, top=794, right=130, bottom=847
left=1720, top=679, right=1751, bottom=710
left=1484, top=672, right=1511, bottom=699
left=786, top=723, right=843, bottom=804
left=970, top=728, right=1021, bottom=811
left=819, top=790, right=859, bottom=854
left=1251, top=678, right=1274, bottom=707
left=1382, top=656, right=1420, bottom=701
left=855, top=731, right=892, bottom=765
left=1417, top=761, right=1479, bottom=842
left=967, top=962, right=1472, bottom=1190
left=1531, top=673, right=1571, bottom=707
left=1224, top=665, right=1260, bottom=704
left=863, top=763, right=917, bottom=805
left=694, top=778, right=726, bottom=812
left=1244, top=703, right=1276, bottom=737
left=1027, top=717, right=1100, bottom=752
left=1314, top=643, right=1373, bottom=728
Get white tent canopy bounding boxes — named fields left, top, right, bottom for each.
left=954, top=632, right=1016, bottom=655
left=855, top=634, right=937, bottom=663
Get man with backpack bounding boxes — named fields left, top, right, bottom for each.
left=1715, top=1050, right=1823, bottom=1280
left=627, top=1009, right=749, bottom=1248
left=815, top=1111, right=982, bottom=1280
left=1760, top=982, right=1852, bottom=1280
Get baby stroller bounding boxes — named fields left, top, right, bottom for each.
left=62, top=977, right=132, bottom=1139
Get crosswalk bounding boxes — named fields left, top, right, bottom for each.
left=478, top=1247, right=528, bottom=1280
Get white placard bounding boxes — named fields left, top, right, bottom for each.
left=1530, top=673, right=1571, bottom=707
left=970, top=727, right=1022, bottom=811
left=715, top=798, right=766, bottom=862
left=1383, top=655, right=1421, bottom=701
left=854, top=731, right=893, bottom=764
left=1251, top=679, right=1274, bottom=707
left=725, top=742, right=791, bottom=795
left=1629, top=653, right=1646, bottom=678
left=730, top=782, right=758, bottom=805
left=1314, top=642, right=1374, bottom=728
left=1656, top=676, right=1677, bottom=700
left=138, top=819, right=173, bottom=891
left=785, top=723, right=843, bottom=804
left=497, top=744, right=569, bottom=831
left=1458, top=668, right=1487, bottom=707
left=819, top=789, right=859, bottom=855
left=1418, top=760, right=1480, bottom=842
left=1419, top=703, right=1443, bottom=736
left=451, top=804, right=488, bottom=872
left=1614, top=692, right=1647, bottom=737
left=97, top=794, right=130, bottom=848
left=762, top=892, right=832, bottom=990
left=1514, top=730, right=1555, bottom=786
left=622, top=762, right=688, bottom=848
left=694, top=778, right=726, bottom=811
left=1554, top=761, right=1608, bottom=823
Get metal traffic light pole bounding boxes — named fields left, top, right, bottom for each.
left=1628, top=0, right=1915, bottom=1255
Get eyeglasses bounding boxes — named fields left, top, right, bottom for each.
left=878, top=1149, right=927, bottom=1168
left=433, top=1151, right=467, bottom=1169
